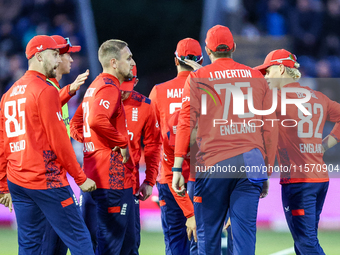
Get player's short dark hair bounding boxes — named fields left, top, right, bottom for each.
left=177, top=54, right=203, bottom=71
left=210, top=45, right=232, bottom=58
left=178, top=61, right=194, bottom=71
left=98, top=39, right=128, bottom=69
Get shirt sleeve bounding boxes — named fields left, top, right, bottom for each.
left=0, top=98, right=9, bottom=193
left=88, top=85, right=128, bottom=149
left=149, top=86, right=160, bottom=124
left=142, top=103, right=162, bottom=186
left=175, top=74, right=196, bottom=158
left=59, top=85, right=74, bottom=106
left=70, top=103, right=84, bottom=143
left=38, top=86, right=87, bottom=186
left=168, top=182, right=194, bottom=218
left=262, top=83, right=278, bottom=171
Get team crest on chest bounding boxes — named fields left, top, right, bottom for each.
left=132, top=108, right=138, bottom=121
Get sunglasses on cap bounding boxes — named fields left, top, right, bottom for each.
left=175, top=52, right=203, bottom=63
left=64, top=37, right=73, bottom=47
left=125, top=76, right=139, bottom=87
left=271, top=54, right=297, bottom=63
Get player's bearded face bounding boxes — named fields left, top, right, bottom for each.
left=42, top=50, right=60, bottom=78
left=117, top=46, right=135, bottom=80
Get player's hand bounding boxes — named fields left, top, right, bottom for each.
left=260, top=179, right=269, bottom=198
left=186, top=216, right=197, bottom=242
left=79, top=178, right=97, bottom=192
left=69, top=69, right=90, bottom=94
left=120, top=146, right=130, bottom=164
left=136, top=182, right=153, bottom=201
left=172, top=171, right=186, bottom=197
left=113, top=146, right=130, bottom=164
left=223, top=217, right=231, bottom=231
left=0, top=193, right=13, bottom=212
left=184, top=59, right=202, bottom=71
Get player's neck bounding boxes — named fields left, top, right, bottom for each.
left=28, top=62, right=47, bottom=77
left=102, top=68, right=121, bottom=84
left=210, top=56, right=232, bottom=63
left=280, top=78, right=296, bottom=89
left=177, top=65, right=192, bottom=73
left=55, top=72, right=62, bottom=82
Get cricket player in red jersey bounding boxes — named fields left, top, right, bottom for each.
left=42, top=35, right=90, bottom=255
left=0, top=35, right=96, bottom=255
left=255, top=49, right=340, bottom=255
left=79, top=65, right=162, bottom=254
left=121, top=66, right=162, bottom=254
left=149, top=38, right=203, bottom=255
left=70, top=39, right=136, bottom=255
left=172, top=25, right=278, bottom=255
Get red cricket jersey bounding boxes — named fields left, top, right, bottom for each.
left=162, top=110, right=194, bottom=218
left=123, top=91, right=161, bottom=194
left=149, top=71, right=192, bottom=182
left=175, top=58, right=278, bottom=170
left=70, top=73, right=133, bottom=190
left=149, top=71, right=191, bottom=139
left=0, top=70, right=86, bottom=192
left=276, top=82, right=340, bottom=184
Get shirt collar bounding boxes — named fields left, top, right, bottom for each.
left=100, top=73, right=120, bottom=86
left=26, top=70, right=47, bottom=80
left=177, top=71, right=191, bottom=77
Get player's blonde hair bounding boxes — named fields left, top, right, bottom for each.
left=285, top=62, right=301, bottom=81
left=98, top=39, right=128, bottom=69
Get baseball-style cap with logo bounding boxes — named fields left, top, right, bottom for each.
left=51, top=35, right=81, bottom=54
left=25, top=35, right=69, bottom=60
left=205, top=25, right=234, bottom=52
left=175, top=38, right=203, bottom=63
left=254, top=49, right=299, bottom=75
left=120, top=65, right=138, bottom=92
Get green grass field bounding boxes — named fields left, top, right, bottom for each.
left=0, top=228, right=339, bottom=254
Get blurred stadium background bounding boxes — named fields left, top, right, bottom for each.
left=1, top=0, right=340, bottom=254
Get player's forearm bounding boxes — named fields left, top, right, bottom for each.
left=322, top=135, right=338, bottom=153
left=70, top=108, right=84, bottom=143
left=169, top=183, right=194, bottom=218
left=144, top=145, right=161, bottom=186
left=0, top=169, right=9, bottom=193
left=59, top=85, right=74, bottom=106
left=89, top=114, right=128, bottom=148
left=173, top=157, right=185, bottom=168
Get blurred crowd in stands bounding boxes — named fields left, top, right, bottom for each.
left=241, top=0, right=340, bottom=159
left=0, top=0, right=88, bottom=118
left=242, top=0, right=340, bottom=101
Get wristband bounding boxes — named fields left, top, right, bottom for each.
left=172, top=167, right=182, bottom=172
left=143, top=181, right=152, bottom=186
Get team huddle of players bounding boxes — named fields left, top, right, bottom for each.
left=0, top=24, right=340, bottom=255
